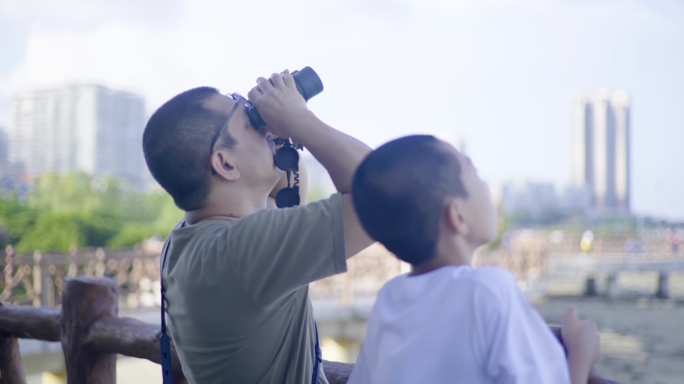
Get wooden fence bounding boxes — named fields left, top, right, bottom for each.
left=0, top=276, right=186, bottom=384
left=0, top=276, right=621, bottom=384
left=0, top=245, right=623, bottom=384
left=0, top=276, right=353, bottom=384
left=5, top=236, right=677, bottom=310
left=0, top=245, right=162, bottom=309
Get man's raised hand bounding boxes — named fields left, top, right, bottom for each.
left=248, top=70, right=312, bottom=139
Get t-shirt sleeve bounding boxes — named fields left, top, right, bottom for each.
left=225, top=193, right=347, bottom=304
left=472, top=268, right=570, bottom=384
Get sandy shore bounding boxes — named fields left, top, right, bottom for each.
left=533, top=294, right=684, bottom=384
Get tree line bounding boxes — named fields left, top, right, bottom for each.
left=0, top=172, right=183, bottom=252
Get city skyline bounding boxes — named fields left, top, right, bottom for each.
left=8, top=84, right=148, bottom=189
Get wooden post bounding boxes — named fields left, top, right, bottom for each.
left=32, top=251, right=42, bottom=307
left=606, top=274, right=618, bottom=299
left=1, top=246, right=14, bottom=303
left=46, top=264, right=56, bottom=308
left=656, top=272, right=669, bottom=299
left=585, top=276, right=597, bottom=297
left=61, top=277, right=119, bottom=384
left=0, top=332, right=27, bottom=384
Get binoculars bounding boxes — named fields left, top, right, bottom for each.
left=245, top=67, right=324, bottom=130
left=249, top=67, right=324, bottom=208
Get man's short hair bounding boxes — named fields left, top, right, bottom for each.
left=352, top=135, right=468, bottom=265
left=143, top=87, right=236, bottom=211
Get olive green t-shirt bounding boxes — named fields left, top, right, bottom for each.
left=162, top=193, right=347, bottom=384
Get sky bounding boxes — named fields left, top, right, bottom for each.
left=0, top=0, right=683, bottom=220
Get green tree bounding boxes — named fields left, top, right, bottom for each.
left=1, top=172, right=184, bottom=252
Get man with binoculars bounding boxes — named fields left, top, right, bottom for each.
left=142, top=68, right=372, bottom=384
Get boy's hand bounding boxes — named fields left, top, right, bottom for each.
left=562, top=306, right=601, bottom=384
left=562, top=306, right=600, bottom=365
left=247, top=70, right=312, bottom=140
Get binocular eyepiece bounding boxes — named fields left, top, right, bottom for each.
left=245, top=67, right=324, bottom=129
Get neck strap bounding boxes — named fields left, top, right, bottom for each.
left=160, top=219, right=186, bottom=384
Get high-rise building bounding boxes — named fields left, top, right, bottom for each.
left=0, top=128, right=8, bottom=172
left=10, top=85, right=147, bottom=188
left=572, top=90, right=630, bottom=213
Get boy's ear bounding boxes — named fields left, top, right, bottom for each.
left=211, top=150, right=240, bottom=181
left=444, top=198, right=469, bottom=236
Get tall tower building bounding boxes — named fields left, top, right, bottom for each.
left=0, top=128, right=8, bottom=171
left=10, top=84, right=147, bottom=188
left=572, top=90, right=630, bottom=213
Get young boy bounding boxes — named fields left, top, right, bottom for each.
left=348, top=135, right=600, bottom=384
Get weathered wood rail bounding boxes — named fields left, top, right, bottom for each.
left=0, top=239, right=648, bottom=383
left=0, top=276, right=353, bottom=384
left=0, top=281, right=621, bottom=384
left=0, top=278, right=624, bottom=384
left=0, top=276, right=187, bottom=384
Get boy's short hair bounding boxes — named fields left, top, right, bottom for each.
left=352, top=135, right=468, bottom=265
left=143, top=87, right=236, bottom=211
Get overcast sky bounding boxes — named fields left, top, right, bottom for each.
left=1, top=0, right=683, bottom=220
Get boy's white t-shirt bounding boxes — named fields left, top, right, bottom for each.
left=347, top=265, right=570, bottom=384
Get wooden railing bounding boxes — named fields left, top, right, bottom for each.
left=0, top=277, right=620, bottom=384
left=8, top=236, right=678, bottom=310
left=1, top=241, right=552, bottom=309
left=0, top=269, right=623, bottom=383
left=3, top=232, right=679, bottom=308
left=0, top=276, right=186, bottom=384
left=0, top=245, right=162, bottom=309
left=0, top=240, right=650, bottom=383
left=0, top=276, right=354, bottom=384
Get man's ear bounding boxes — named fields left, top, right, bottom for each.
left=211, top=150, right=240, bottom=181
left=444, top=198, right=469, bottom=236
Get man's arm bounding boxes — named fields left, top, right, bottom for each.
left=250, top=72, right=374, bottom=258
left=284, top=113, right=369, bottom=194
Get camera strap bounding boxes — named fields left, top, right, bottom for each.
left=160, top=219, right=186, bottom=384
left=159, top=219, right=323, bottom=384
left=312, top=323, right=322, bottom=383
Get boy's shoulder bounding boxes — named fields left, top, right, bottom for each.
left=451, top=267, right=528, bottom=323
left=378, top=265, right=518, bottom=299
left=462, top=266, right=517, bottom=286
left=456, top=266, right=520, bottom=301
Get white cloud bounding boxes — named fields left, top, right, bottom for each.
left=0, top=0, right=181, bottom=28
left=1, top=0, right=683, bottom=219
